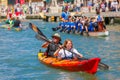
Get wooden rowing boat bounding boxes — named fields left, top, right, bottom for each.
left=83, top=30, right=109, bottom=37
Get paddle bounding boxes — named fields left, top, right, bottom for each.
left=52, top=27, right=61, bottom=31
left=29, top=23, right=109, bottom=70
left=29, top=23, right=47, bottom=39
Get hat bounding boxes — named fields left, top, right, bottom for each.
left=52, top=33, right=61, bottom=40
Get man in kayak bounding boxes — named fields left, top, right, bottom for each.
left=54, top=39, right=83, bottom=60
left=42, top=33, right=62, bottom=57
left=13, top=17, right=22, bottom=28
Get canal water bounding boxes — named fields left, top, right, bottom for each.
left=0, top=20, right=120, bottom=80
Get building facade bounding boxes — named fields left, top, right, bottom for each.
left=0, top=0, right=8, bottom=7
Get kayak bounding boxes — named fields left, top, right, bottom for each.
left=0, top=25, right=21, bottom=31
left=38, top=52, right=101, bottom=74
left=0, top=24, right=28, bottom=31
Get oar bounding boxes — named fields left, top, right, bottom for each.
left=35, top=34, right=51, bottom=43
left=52, top=27, right=61, bottom=31
left=29, top=23, right=47, bottom=38
left=59, top=27, right=68, bottom=32
left=29, top=23, right=109, bottom=70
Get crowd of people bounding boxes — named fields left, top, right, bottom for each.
left=1, top=0, right=120, bottom=19
left=54, top=10, right=106, bottom=35
left=65, top=0, right=120, bottom=13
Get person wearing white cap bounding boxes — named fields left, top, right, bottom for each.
left=42, top=33, right=62, bottom=57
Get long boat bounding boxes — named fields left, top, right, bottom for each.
left=83, top=30, right=109, bottom=37
left=38, top=52, right=101, bottom=74
left=53, top=29, right=109, bottom=37
left=52, top=21, right=109, bottom=37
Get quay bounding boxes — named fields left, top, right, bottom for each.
left=28, top=12, right=120, bottom=25
left=0, top=12, right=120, bottom=24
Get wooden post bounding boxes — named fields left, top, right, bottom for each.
left=104, top=17, right=110, bottom=25
left=110, top=17, right=114, bottom=24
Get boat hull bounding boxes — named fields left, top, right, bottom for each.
left=0, top=24, right=22, bottom=31
left=38, top=53, right=100, bottom=74
left=83, top=31, right=109, bottom=37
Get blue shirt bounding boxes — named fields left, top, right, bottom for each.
left=88, top=21, right=94, bottom=31
left=97, top=15, right=102, bottom=22
left=61, top=11, right=69, bottom=20
left=59, top=21, right=65, bottom=28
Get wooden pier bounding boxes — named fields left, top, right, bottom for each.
left=41, top=12, right=120, bottom=24
left=0, top=12, right=120, bottom=24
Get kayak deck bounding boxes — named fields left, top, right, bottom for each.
left=0, top=24, right=22, bottom=31
left=38, top=53, right=100, bottom=74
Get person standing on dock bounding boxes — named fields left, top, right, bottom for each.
left=61, top=7, right=70, bottom=20
left=111, top=0, right=119, bottom=12
left=95, top=12, right=106, bottom=31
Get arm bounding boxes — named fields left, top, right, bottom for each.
left=73, top=48, right=83, bottom=58
left=19, top=23, right=22, bottom=28
left=54, top=48, right=61, bottom=57
left=54, top=45, right=64, bottom=59
left=41, top=42, right=49, bottom=48
left=41, top=39, right=52, bottom=48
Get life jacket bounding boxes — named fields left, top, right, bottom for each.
left=9, top=20, right=13, bottom=25
left=46, top=42, right=60, bottom=57
left=62, top=49, right=74, bottom=60
left=9, top=20, right=14, bottom=28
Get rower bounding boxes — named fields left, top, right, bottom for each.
left=13, top=17, right=22, bottom=28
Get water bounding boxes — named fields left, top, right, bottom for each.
left=0, top=20, right=120, bottom=80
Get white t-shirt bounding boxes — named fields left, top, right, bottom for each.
left=58, top=48, right=79, bottom=59
left=17, top=7, right=21, bottom=12
left=111, top=1, right=118, bottom=8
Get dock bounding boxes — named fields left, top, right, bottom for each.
left=0, top=12, right=120, bottom=24
left=42, top=12, right=120, bottom=24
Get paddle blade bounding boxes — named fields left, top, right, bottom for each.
left=29, top=23, right=47, bottom=38
left=98, top=62, right=109, bottom=70
left=29, top=23, right=39, bottom=33
left=52, top=27, right=60, bottom=31
left=35, top=34, right=50, bottom=43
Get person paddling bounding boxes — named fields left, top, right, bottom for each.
left=13, top=17, right=22, bottom=28
left=54, top=39, right=83, bottom=60
left=42, top=33, right=62, bottom=57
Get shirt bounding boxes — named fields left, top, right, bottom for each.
left=58, top=48, right=79, bottom=59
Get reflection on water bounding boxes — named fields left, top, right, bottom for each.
left=56, top=72, right=97, bottom=80
left=0, top=20, right=120, bottom=80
